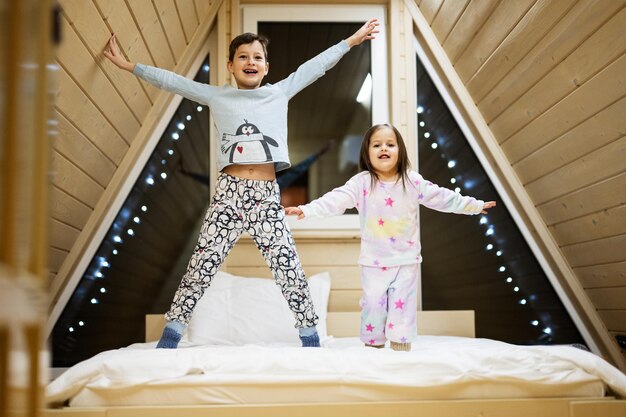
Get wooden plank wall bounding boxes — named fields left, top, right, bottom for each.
left=416, top=0, right=626, bottom=362
left=50, top=0, right=215, bottom=287
left=50, top=0, right=624, bottom=364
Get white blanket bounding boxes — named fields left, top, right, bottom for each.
left=47, top=336, right=626, bottom=406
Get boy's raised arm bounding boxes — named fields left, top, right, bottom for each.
left=346, top=18, right=380, bottom=48
left=103, top=34, right=135, bottom=72
left=275, top=18, right=380, bottom=99
left=103, top=34, right=213, bottom=106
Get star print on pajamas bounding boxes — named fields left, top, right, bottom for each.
left=359, top=265, right=418, bottom=347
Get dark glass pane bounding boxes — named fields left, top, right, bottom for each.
left=52, top=57, right=211, bottom=367
left=416, top=54, right=584, bottom=346
left=258, top=22, right=370, bottom=210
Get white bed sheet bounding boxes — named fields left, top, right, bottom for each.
left=47, top=336, right=626, bottom=407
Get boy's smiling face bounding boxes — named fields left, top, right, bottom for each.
left=227, top=40, right=269, bottom=90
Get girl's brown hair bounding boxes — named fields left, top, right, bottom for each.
left=358, top=124, right=411, bottom=189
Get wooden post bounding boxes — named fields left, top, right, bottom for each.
left=0, top=326, right=8, bottom=417
left=0, top=0, right=22, bottom=267
left=29, top=0, right=54, bottom=281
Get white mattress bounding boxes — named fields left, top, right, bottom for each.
left=46, top=336, right=626, bottom=407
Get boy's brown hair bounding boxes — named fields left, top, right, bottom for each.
left=228, top=32, right=270, bottom=62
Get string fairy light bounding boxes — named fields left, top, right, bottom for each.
left=418, top=102, right=544, bottom=337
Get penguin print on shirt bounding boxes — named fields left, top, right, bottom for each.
left=221, top=120, right=279, bottom=164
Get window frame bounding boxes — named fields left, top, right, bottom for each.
left=231, top=4, right=389, bottom=232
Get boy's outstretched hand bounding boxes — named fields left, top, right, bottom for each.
left=103, top=34, right=135, bottom=72
left=481, top=201, right=496, bottom=214
left=346, top=18, right=380, bottom=48
left=284, top=206, right=305, bottom=220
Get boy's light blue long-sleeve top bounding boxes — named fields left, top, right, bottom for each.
left=133, top=40, right=350, bottom=172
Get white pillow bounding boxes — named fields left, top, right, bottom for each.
left=187, top=271, right=330, bottom=345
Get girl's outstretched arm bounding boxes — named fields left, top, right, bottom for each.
left=481, top=201, right=497, bottom=214
left=346, top=18, right=380, bottom=47
left=284, top=207, right=305, bottom=220
left=412, top=171, right=484, bottom=215
left=285, top=174, right=362, bottom=220
left=103, top=34, right=135, bottom=72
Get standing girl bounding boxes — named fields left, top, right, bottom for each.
left=285, top=124, right=496, bottom=351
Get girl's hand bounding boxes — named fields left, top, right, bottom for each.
left=103, top=34, right=135, bottom=72
left=346, top=18, right=380, bottom=48
left=481, top=201, right=496, bottom=214
left=284, top=207, right=305, bottom=220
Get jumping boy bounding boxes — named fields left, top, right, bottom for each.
left=104, top=19, right=379, bottom=348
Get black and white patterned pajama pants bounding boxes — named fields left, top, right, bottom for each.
left=165, top=172, right=319, bottom=329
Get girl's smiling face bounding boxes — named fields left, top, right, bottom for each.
left=368, top=126, right=399, bottom=181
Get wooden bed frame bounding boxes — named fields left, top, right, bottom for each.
left=45, top=310, right=626, bottom=417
